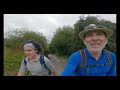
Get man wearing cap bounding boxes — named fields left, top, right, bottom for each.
left=61, top=24, right=116, bottom=76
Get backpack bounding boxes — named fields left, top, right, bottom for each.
left=43, top=53, right=50, bottom=60
left=24, top=54, right=51, bottom=75
left=74, top=49, right=112, bottom=74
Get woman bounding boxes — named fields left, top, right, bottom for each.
left=17, top=40, right=56, bottom=76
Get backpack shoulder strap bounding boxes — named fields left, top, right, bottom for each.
left=23, top=59, right=29, bottom=74
left=105, top=50, right=112, bottom=66
left=44, top=54, right=50, bottom=59
left=40, top=54, right=45, bottom=65
left=39, top=55, right=51, bottom=75
left=24, top=59, right=27, bottom=65
left=74, top=49, right=87, bottom=73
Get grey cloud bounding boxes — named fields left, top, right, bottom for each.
left=4, top=14, right=116, bottom=42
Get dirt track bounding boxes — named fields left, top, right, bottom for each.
left=48, top=54, right=67, bottom=76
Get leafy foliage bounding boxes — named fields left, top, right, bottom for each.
left=49, top=25, right=74, bottom=56
left=4, top=27, right=48, bottom=52
left=50, top=15, right=116, bottom=56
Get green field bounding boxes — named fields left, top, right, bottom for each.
left=4, top=47, right=24, bottom=76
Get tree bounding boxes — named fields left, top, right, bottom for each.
left=4, top=27, right=48, bottom=52
left=49, top=25, right=74, bottom=56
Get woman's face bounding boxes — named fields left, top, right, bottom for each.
left=23, top=47, right=37, bottom=59
left=83, top=31, right=108, bottom=53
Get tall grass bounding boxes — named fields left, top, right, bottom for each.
left=4, top=47, right=24, bottom=76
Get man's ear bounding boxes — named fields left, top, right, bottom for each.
left=83, top=39, right=86, bottom=45
left=106, top=39, right=108, bottom=44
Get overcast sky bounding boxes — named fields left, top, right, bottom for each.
left=4, top=14, right=116, bottom=42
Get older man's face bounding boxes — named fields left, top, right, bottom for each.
left=83, top=31, right=108, bottom=53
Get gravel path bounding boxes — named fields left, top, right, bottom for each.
left=48, top=54, right=67, bottom=76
